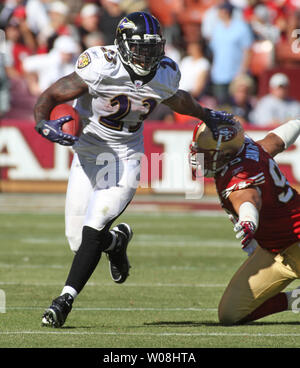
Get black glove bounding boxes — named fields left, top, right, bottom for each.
left=203, top=108, right=237, bottom=140
left=35, top=115, right=78, bottom=146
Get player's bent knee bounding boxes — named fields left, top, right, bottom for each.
left=218, top=307, right=237, bottom=325
left=218, top=300, right=244, bottom=326
left=218, top=311, right=238, bottom=326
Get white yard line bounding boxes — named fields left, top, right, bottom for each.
left=5, top=306, right=217, bottom=311
left=0, top=331, right=300, bottom=338
left=0, top=281, right=226, bottom=287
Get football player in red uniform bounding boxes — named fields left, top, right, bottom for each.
left=190, top=118, right=300, bottom=324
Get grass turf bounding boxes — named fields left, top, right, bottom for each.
left=0, top=211, right=299, bottom=349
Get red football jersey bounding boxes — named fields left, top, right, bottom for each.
left=215, top=137, right=300, bottom=253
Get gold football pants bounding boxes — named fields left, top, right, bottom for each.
left=218, top=242, right=300, bottom=325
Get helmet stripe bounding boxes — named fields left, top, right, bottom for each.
left=150, top=15, right=157, bottom=34
left=142, top=12, right=151, bottom=34
left=142, top=12, right=156, bottom=34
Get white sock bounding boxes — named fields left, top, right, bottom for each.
left=61, top=285, right=78, bottom=300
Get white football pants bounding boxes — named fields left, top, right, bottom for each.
left=65, top=153, right=140, bottom=252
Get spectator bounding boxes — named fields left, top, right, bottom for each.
left=230, top=0, right=248, bottom=8
left=3, top=15, right=38, bottom=120
left=209, top=2, right=254, bottom=105
left=83, top=31, right=106, bottom=49
left=201, top=0, right=243, bottom=41
left=120, top=0, right=149, bottom=13
left=77, top=3, right=102, bottom=50
left=23, top=35, right=80, bottom=96
left=178, top=39, right=210, bottom=100
left=25, top=0, right=51, bottom=36
left=243, top=0, right=288, bottom=39
left=37, top=1, right=78, bottom=51
left=275, top=10, right=300, bottom=68
left=227, top=73, right=256, bottom=124
left=5, top=17, right=35, bottom=79
left=0, top=54, right=10, bottom=117
left=0, top=0, right=26, bottom=28
left=249, top=4, right=280, bottom=43
left=98, top=0, right=126, bottom=45
left=249, top=72, right=300, bottom=126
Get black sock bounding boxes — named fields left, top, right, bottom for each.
left=65, top=226, right=113, bottom=294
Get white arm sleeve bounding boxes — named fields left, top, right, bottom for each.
left=239, top=201, right=259, bottom=228
left=270, top=119, right=300, bottom=149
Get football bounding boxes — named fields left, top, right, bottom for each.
left=50, top=104, right=82, bottom=137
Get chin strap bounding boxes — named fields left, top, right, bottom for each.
left=212, top=133, right=224, bottom=175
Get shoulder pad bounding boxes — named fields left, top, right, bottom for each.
left=159, top=57, right=179, bottom=73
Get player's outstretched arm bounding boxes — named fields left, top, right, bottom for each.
left=229, top=188, right=261, bottom=254
left=163, top=89, right=236, bottom=138
left=162, top=89, right=207, bottom=119
left=34, top=72, right=88, bottom=124
left=257, top=119, right=300, bottom=158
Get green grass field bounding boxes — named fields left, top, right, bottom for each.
left=0, top=207, right=300, bottom=349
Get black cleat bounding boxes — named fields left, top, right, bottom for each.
left=107, top=223, right=133, bottom=284
left=41, top=293, right=73, bottom=328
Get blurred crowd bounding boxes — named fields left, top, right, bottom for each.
left=1, top=0, right=300, bottom=127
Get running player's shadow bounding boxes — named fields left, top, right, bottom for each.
left=144, top=320, right=300, bottom=327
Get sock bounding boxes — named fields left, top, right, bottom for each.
left=61, top=285, right=78, bottom=300
left=64, top=226, right=112, bottom=295
left=239, top=292, right=288, bottom=323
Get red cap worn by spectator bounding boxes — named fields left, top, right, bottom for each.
left=13, top=6, right=26, bottom=20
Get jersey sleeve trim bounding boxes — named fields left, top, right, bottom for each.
left=222, top=172, right=265, bottom=199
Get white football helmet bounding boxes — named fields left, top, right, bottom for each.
left=190, top=120, right=245, bottom=177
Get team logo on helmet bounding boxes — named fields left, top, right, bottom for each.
left=218, top=127, right=237, bottom=142
left=117, top=17, right=136, bottom=33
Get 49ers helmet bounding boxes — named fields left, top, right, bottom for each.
left=115, top=12, right=165, bottom=76
left=191, top=120, right=245, bottom=177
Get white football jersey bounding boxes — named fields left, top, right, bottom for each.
left=73, top=45, right=180, bottom=161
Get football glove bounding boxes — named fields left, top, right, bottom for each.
left=203, top=108, right=237, bottom=140
left=35, top=116, right=78, bottom=146
left=229, top=215, right=258, bottom=256
left=234, top=220, right=256, bottom=248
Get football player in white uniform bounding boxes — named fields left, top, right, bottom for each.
left=34, top=11, right=236, bottom=327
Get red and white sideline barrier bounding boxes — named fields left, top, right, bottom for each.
left=1, top=120, right=300, bottom=194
